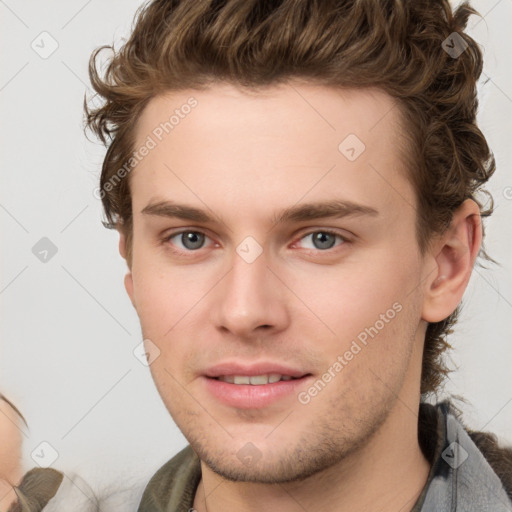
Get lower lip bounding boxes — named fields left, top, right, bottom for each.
left=202, top=376, right=312, bottom=409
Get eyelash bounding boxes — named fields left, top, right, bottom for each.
left=161, top=229, right=349, bottom=254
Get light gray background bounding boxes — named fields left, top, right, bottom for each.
left=1, top=0, right=511, bottom=503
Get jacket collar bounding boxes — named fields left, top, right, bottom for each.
left=413, top=401, right=512, bottom=511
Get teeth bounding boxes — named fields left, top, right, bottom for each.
left=218, top=374, right=296, bottom=385
left=249, top=375, right=268, bottom=385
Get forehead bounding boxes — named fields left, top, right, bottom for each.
left=130, top=82, right=414, bottom=224
left=135, top=82, right=404, bottom=151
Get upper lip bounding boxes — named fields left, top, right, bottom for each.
left=204, top=362, right=310, bottom=378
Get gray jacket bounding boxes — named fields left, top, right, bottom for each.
left=411, top=402, right=512, bottom=511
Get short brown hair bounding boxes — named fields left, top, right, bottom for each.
left=84, top=0, right=495, bottom=396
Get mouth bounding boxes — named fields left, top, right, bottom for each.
left=211, top=374, right=309, bottom=385
left=203, top=373, right=314, bottom=409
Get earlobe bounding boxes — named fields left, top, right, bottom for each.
left=422, top=199, right=482, bottom=323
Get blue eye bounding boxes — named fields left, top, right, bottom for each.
left=298, top=231, right=345, bottom=250
left=168, top=231, right=208, bottom=250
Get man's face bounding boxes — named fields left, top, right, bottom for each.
left=124, top=83, right=431, bottom=483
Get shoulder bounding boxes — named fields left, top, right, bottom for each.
left=7, top=468, right=63, bottom=512
left=137, top=445, right=202, bottom=512
left=422, top=399, right=512, bottom=506
left=441, top=399, right=512, bottom=498
left=467, top=427, right=512, bottom=499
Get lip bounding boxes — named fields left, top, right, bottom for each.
left=204, top=361, right=308, bottom=378
left=202, top=374, right=314, bottom=409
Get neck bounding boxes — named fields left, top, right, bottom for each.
left=193, top=399, right=431, bottom=512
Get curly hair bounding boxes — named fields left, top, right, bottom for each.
left=84, top=0, right=495, bottom=397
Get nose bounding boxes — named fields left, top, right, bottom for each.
left=210, top=247, right=290, bottom=339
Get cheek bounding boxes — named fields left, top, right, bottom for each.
left=286, top=249, right=420, bottom=338
left=130, top=257, right=217, bottom=349
left=130, top=258, right=181, bottom=342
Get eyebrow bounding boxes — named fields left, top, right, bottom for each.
left=141, top=199, right=379, bottom=225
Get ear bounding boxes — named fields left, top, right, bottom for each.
left=422, top=199, right=482, bottom=323
left=118, top=228, right=136, bottom=309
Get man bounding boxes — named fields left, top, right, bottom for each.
left=82, top=0, right=512, bottom=510
left=5, top=0, right=510, bottom=510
